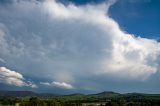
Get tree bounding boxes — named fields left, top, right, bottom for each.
left=29, top=96, right=39, bottom=106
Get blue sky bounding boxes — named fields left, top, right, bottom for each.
left=67, top=0, right=160, bottom=39
left=109, top=0, right=160, bottom=39
left=0, top=0, right=160, bottom=94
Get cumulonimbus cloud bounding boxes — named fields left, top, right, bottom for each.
left=42, top=0, right=160, bottom=80
left=0, top=67, right=37, bottom=88
left=0, top=0, right=159, bottom=90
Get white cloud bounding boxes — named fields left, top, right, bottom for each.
left=102, top=35, right=160, bottom=80
left=27, top=81, right=38, bottom=88
left=40, top=81, right=74, bottom=89
left=52, top=81, right=74, bottom=89
left=0, top=67, right=37, bottom=88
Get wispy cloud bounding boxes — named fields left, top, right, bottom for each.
left=40, top=81, right=74, bottom=89
left=0, top=58, right=6, bottom=63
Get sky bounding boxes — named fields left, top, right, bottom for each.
left=0, top=0, right=160, bottom=94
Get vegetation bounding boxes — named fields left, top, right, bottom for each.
left=0, top=91, right=160, bottom=106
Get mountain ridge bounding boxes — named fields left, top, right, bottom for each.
left=0, top=90, right=160, bottom=99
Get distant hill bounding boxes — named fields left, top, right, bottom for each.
left=0, top=91, right=36, bottom=98
left=0, top=90, right=160, bottom=101
left=0, top=90, right=58, bottom=99
left=90, top=91, right=120, bottom=97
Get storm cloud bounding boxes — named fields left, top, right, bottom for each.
left=0, top=0, right=159, bottom=92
